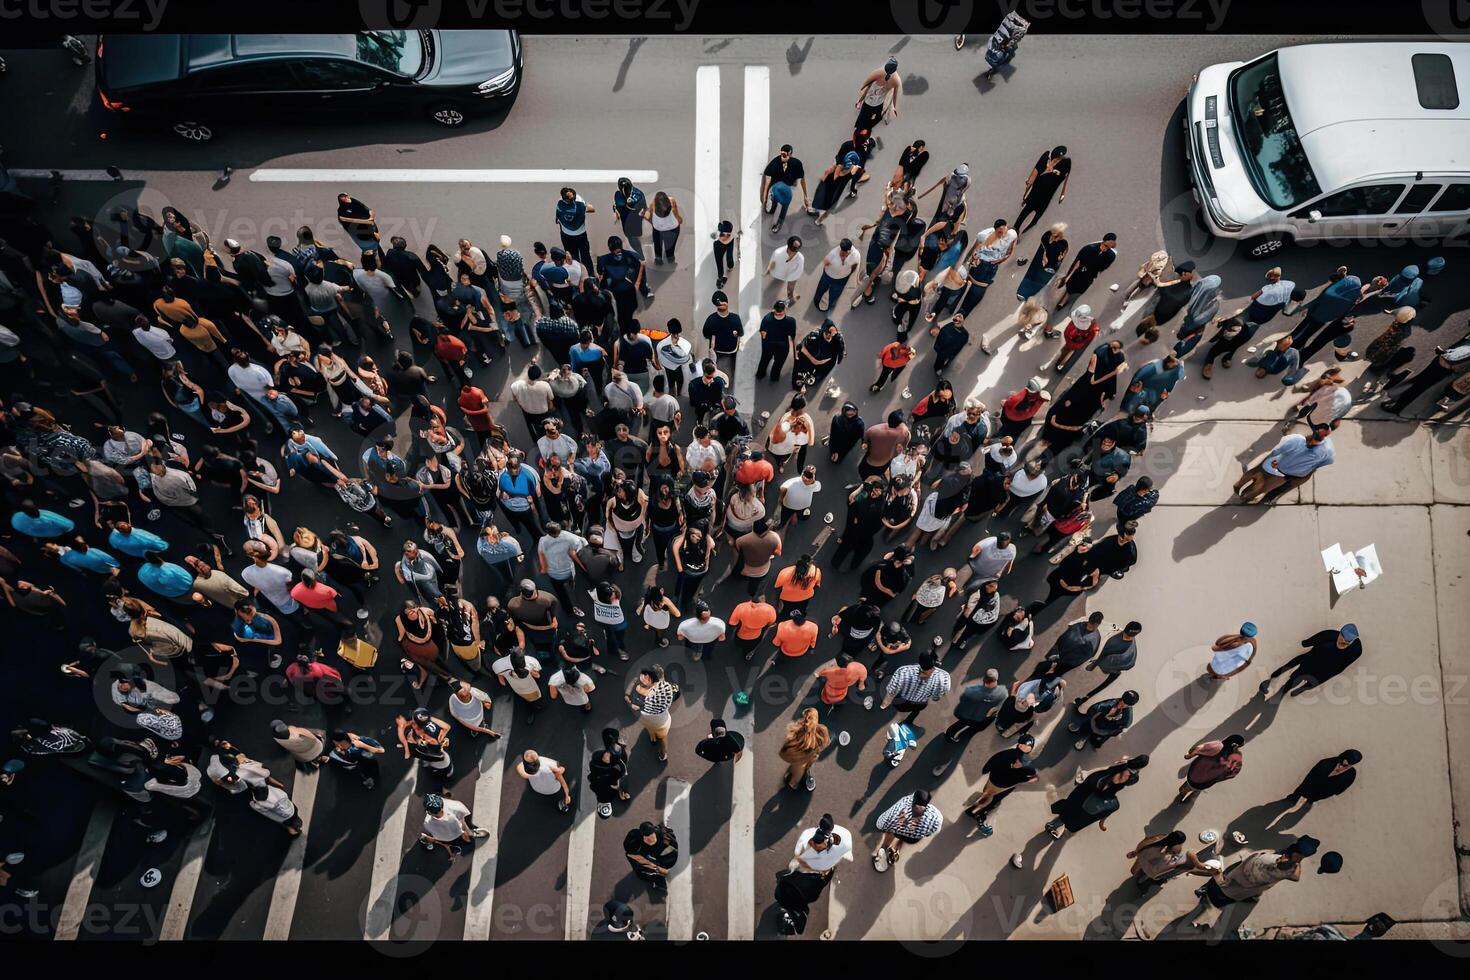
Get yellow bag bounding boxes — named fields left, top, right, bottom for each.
left=338, top=636, right=379, bottom=670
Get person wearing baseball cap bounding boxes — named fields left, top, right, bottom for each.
left=1206, top=622, right=1259, bottom=681
left=702, top=289, right=742, bottom=371
left=1056, top=231, right=1120, bottom=311
left=420, top=792, right=489, bottom=855
left=1193, top=836, right=1317, bottom=915
left=996, top=376, right=1051, bottom=441
left=762, top=146, right=809, bottom=234
left=962, top=733, right=1039, bottom=836
left=757, top=295, right=798, bottom=381
left=1257, top=622, right=1363, bottom=700
left=855, top=56, right=902, bottom=134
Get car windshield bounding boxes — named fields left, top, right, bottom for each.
left=356, top=31, right=424, bottom=77
left=1229, top=53, right=1321, bottom=211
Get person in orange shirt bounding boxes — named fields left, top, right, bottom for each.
left=871, top=341, right=916, bottom=394
left=773, top=609, right=820, bottom=659
left=728, top=596, right=778, bottom=661
left=816, top=651, right=869, bottom=708
left=772, top=554, right=822, bottom=619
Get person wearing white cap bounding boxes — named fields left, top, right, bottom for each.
left=1206, top=622, right=1259, bottom=681
left=917, top=163, right=970, bottom=230
left=1257, top=624, right=1363, bottom=699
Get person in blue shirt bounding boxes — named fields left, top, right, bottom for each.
left=613, top=177, right=651, bottom=274
left=107, top=520, right=170, bottom=558
left=596, top=235, right=649, bottom=331
left=1129, top=355, right=1186, bottom=410
left=555, top=186, right=595, bottom=270
left=10, top=499, right=74, bottom=540
left=1234, top=425, right=1336, bottom=504
left=496, top=452, right=543, bottom=540
left=138, top=551, right=200, bottom=604
left=232, top=599, right=283, bottom=648
left=42, top=539, right=121, bottom=576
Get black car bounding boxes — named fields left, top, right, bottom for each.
left=96, top=31, right=521, bottom=141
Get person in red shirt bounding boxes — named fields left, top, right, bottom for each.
left=997, top=377, right=1051, bottom=442
left=1045, top=305, right=1097, bottom=374
left=871, top=341, right=916, bottom=393
left=735, top=450, right=776, bottom=492
left=457, top=384, right=496, bottom=452
left=289, top=569, right=355, bottom=632
left=434, top=322, right=471, bottom=384
left=285, top=653, right=345, bottom=706
left=815, top=651, right=869, bottom=707
left=728, top=596, right=778, bottom=661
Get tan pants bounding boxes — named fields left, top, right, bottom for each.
left=640, top=711, right=671, bottom=750
left=783, top=760, right=812, bottom=789
left=1233, top=464, right=1286, bottom=504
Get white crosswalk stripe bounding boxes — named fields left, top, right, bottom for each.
left=663, top=777, right=695, bottom=941
left=362, top=759, right=417, bottom=941
left=692, top=64, right=721, bottom=336
left=726, top=699, right=756, bottom=940
left=733, top=64, right=771, bottom=411
left=462, top=698, right=513, bottom=941
left=158, top=814, right=213, bottom=941
left=563, top=728, right=599, bottom=940
left=54, top=799, right=116, bottom=941
left=263, top=765, right=319, bottom=941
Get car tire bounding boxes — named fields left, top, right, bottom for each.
left=171, top=121, right=214, bottom=143
left=1242, top=232, right=1288, bottom=260
left=428, top=105, right=467, bottom=128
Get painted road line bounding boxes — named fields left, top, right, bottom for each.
left=158, top=814, right=214, bottom=941
left=825, top=871, right=847, bottom=940
left=663, top=777, right=694, bottom=941
left=362, top=757, right=418, bottom=941
left=693, top=64, right=721, bottom=338
left=563, top=728, right=597, bottom=940
left=262, top=765, right=319, bottom=941
left=962, top=318, right=1022, bottom=404
left=726, top=696, right=756, bottom=940
left=54, top=799, right=116, bottom=941
left=9, top=169, right=659, bottom=184
left=463, top=697, right=513, bottom=941
left=251, top=169, right=659, bottom=184
left=733, top=64, right=770, bottom=412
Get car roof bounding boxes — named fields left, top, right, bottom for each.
left=1276, top=42, right=1470, bottom=190
left=189, top=35, right=359, bottom=71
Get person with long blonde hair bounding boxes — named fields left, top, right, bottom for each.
left=779, top=707, right=831, bottom=792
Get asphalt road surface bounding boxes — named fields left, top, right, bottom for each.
left=1, top=34, right=1468, bottom=946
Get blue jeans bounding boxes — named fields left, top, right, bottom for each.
left=813, top=273, right=850, bottom=311
left=603, top=623, right=628, bottom=659
left=503, top=317, right=533, bottom=348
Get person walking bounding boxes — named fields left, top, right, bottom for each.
left=396, top=708, right=455, bottom=781
left=1186, top=837, right=1318, bottom=927
left=1233, top=426, right=1335, bottom=505
left=1257, top=624, right=1363, bottom=699
left=624, top=820, right=678, bottom=893
left=627, top=665, right=677, bottom=763
left=765, top=240, right=805, bottom=308
left=1015, top=147, right=1072, bottom=234
left=960, top=735, right=1039, bottom=837
left=1018, top=755, right=1149, bottom=861
left=1054, top=234, right=1118, bottom=311
left=1126, top=831, right=1214, bottom=889
left=778, top=706, right=831, bottom=792
left=761, top=146, right=810, bottom=234
left=1073, top=621, right=1142, bottom=709
left=778, top=814, right=852, bottom=934
left=516, top=749, right=572, bottom=813
left=872, top=789, right=941, bottom=873
left=694, top=719, right=746, bottom=764
left=1206, top=622, right=1259, bottom=682
left=939, top=669, right=1008, bottom=747
left=812, top=240, right=861, bottom=313
left=880, top=650, right=952, bottom=726
left=1173, top=734, right=1245, bottom=805
left=854, top=56, right=902, bottom=133
left=1066, top=690, right=1139, bottom=752
left=588, top=728, right=631, bottom=819
left=1284, top=750, right=1362, bottom=812
left=419, top=793, right=490, bottom=856
left=327, top=730, right=385, bottom=788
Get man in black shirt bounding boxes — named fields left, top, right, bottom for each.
left=1056, top=233, right=1118, bottom=310
left=702, top=290, right=743, bottom=375
left=761, top=144, right=809, bottom=232
left=608, top=423, right=649, bottom=484
left=963, top=735, right=1038, bottom=835
left=1035, top=539, right=1101, bottom=609
left=832, top=478, right=887, bottom=571
left=792, top=320, right=845, bottom=393
left=713, top=397, right=751, bottom=444
left=1258, top=624, right=1364, bottom=699
left=892, top=212, right=929, bottom=275
left=756, top=300, right=797, bottom=382
left=386, top=350, right=433, bottom=414
left=861, top=546, right=916, bottom=605
left=336, top=193, right=378, bottom=248
left=694, top=719, right=746, bottom=763
left=687, top=360, right=728, bottom=420
left=1088, top=522, right=1139, bottom=580
left=624, top=821, right=678, bottom=892
left=596, top=236, right=648, bottom=330
left=831, top=599, right=882, bottom=656
left=381, top=236, right=428, bottom=297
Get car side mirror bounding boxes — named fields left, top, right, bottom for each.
left=1306, top=210, right=1322, bottom=223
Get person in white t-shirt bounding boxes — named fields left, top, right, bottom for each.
left=249, top=782, right=304, bottom=836
left=420, top=793, right=489, bottom=855
left=777, top=465, right=823, bottom=528
left=516, top=749, right=572, bottom=812
left=448, top=681, right=502, bottom=738
left=765, top=237, right=806, bottom=303
left=492, top=649, right=544, bottom=721
left=548, top=663, right=597, bottom=713
left=791, top=813, right=853, bottom=875
left=676, top=600, right=727, bottom=662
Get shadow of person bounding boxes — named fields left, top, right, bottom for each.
left=1224, top=797, right=1302, bottom=853
left=1170, top=504, right=1272, bottom=562
left=944, top=828, right=1067, bottom=938
left=754, top=783, right=816, bottom=850
left=1083, top=875, right=1151, bottom=940
left=1155, top=892, right=1257, bottom=940
left=612, top=38, right=646, bottom=93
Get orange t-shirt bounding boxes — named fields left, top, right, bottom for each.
left=879, top=342, right=914, bottom=369
left=817, top=661, right=869, bottom=703
left=729, top=600, right=778, bottom=640
left=773, top=565, right=821, bottom=602
left=773, top=619, right=819, bottom=657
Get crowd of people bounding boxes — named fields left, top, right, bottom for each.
left=0, top=48, right=1451, bottom=938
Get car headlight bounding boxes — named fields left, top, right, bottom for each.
left=476, top=68, right=516, bottom=96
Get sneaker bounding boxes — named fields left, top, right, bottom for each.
left=872, top=849, right=890, bottom=873
left=572, top=607, right=586, bottom=618
left=1257, top=680, right=1271, bottom=695
left=268, top=653, right=283, bottom=669
left=598, top=803, right=613, bottom=819
left=930, top=763, right=949, bottom=777
left=978, top=823, right=994, bottom=837
left=803, top=773, right=816, bottom=792
left=382, top=515, right=394, bottom=527
left=716, top=275, right=728, bottom=289
left=362, top=778, right=376, bottom=790
left=1073, top=738, right=1088, bottom=751
left=472, top=827, right=491, bottom=838
left=356, top=608, right=370, bottom=620
left=146, top=829, right=168, bottom=844
left=1010, top=852, right=1024, bottom=869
